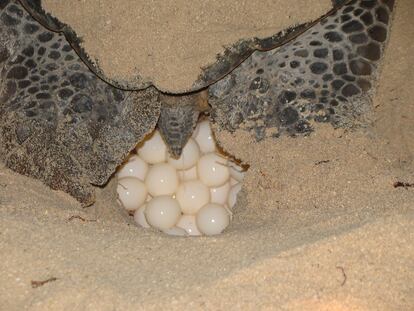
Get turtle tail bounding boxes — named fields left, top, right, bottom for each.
left=157, top=93, right=201, bottom=158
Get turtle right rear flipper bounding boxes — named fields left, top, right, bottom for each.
left=209, top=0, right=395, bottom=140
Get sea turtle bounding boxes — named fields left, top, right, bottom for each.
left=0, top=0, right=394, bottom=205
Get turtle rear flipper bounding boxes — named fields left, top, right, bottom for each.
left=0, top=0, right=160, bottom=205
left=209, top=0, right=395, bottom=139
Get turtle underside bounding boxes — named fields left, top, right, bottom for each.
left=0, top=0, right=395, bottom=204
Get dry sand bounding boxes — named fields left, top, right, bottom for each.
left=1, top=0, right=414, bottom=310
left=42, top=0, right=331, bottom=92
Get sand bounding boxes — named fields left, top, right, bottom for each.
left=1, top=0, right=414, bottom=310
left=42, top=0, right=331, bottom=92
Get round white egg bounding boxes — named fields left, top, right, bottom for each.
left=177, top=215, right=202, bottom=236
left=168, top=138, right=200, bottom=170
left=117, top=177, right=148, bottom=211
left=193, top=120, right=216, bottom=153
left=145, top=196, right=181, bottom=230
left=133, top=205, right=150, bottom=228
left=176, top=180, right=210, bottom=214
left=197, top=153, right=230, bottom=187
left=117, top=155, right=148, bottom=180
left=228, top=183, right=242, bottom=208
left=178, top=166, right=198, bottom=181
left=145, top=163, right=179, bottom=196
left=137, top=130, right=167, bottom=164
left=196, top=203, right=230, bottom=235
left=210, top=182, right=230, bottom=205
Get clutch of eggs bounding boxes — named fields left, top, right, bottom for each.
left=116, top=120, right=245, bottom=236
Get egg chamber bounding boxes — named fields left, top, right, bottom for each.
left=116, top=119, right=247, bottom=236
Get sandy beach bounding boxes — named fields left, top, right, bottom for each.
left=1, top=0, right=413, bottom=310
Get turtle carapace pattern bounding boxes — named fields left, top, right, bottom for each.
left=0, top=0, right=160, bottom=204
left=209, top=0, right=394, bottom=140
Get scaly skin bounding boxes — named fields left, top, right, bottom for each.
left=158, top=90, right=209, bottom=158
left=0, top=0, right=160, bottom=204
left=210, top=0, right=394, bottom=140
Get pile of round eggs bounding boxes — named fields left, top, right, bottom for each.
left=116, top=120, right=245, bottom=236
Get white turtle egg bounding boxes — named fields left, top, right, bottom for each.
left=117, top=177, right=148, bottom=211
left=145, top=196, right=181, bottom=230
left=168, top=138, right=200, bottom=170
left=176, top=180, right=210, bottom=214
left=178, top=166, right=198, bottom=181
left=193, top=120, right=215, bottom=153
left=196, top=203, right=230, bottom=235
left=133, top=205, right=150, bottom=228
left=228, top=183, right=242, bottom=208
left=210, top=182, right=230, bottom=205
left=117, top=155, right=148, bottom=180
left=137, top=130, right=167, bottom=164
left=197, top=153, right=230, bottom=187
left=162, top=227, right=188, bottom=236
left=229, top=162, right=244, bottom=182
left=230, top=178, right=239, bottom=186
left=177, top=215, right=202, bottom=236
left=145, top=163, right=179, bottom=196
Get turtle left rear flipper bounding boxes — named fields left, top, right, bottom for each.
left=209, top=0, right=395, bottom=140
left=0, top=0, right=160, bottom=205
